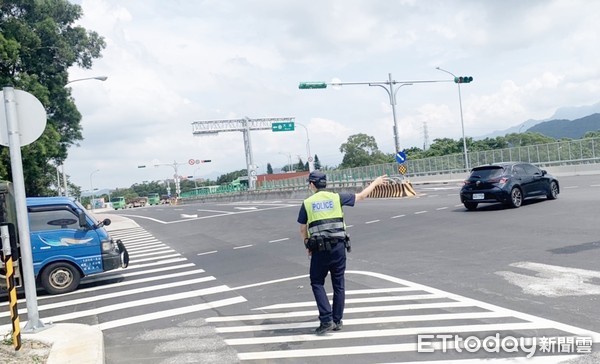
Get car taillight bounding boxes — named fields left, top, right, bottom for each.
left=497, top=177, right=508, bottom=186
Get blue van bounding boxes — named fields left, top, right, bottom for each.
left=25, top=196, right=129, bottom=294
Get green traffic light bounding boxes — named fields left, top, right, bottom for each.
left=454, top=76, right=474, bottom=84
left=298, top=82, right=327, bottom=89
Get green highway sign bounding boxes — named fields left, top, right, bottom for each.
left=299, top=82, right=327, bottom=89
left=272, top=122, right=295, bottom=132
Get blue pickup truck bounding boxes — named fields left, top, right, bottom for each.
left=1, top=182, right=129, bottom=294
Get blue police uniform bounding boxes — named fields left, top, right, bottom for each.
left=298, top=190, right=355, bottom=330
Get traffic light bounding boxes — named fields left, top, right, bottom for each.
left=454, top=76, right=473, bottom=84
left=201, top=160, right=211, bottom=163
left=298, top=82, right=327, bottom=89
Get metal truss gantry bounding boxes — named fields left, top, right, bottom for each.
left=192, top=117, right=295, bottom=190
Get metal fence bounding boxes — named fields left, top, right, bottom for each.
left=181, top=136, right=600, bottom=197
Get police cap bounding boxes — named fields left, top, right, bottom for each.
left=308, top=170, right=327, bottom=188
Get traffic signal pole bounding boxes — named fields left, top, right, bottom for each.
left=299, top=74, right=452, bottom=154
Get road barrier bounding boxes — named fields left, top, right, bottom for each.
left=370, top=180, right=416, bottom=198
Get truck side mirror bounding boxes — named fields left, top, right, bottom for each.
left=102, top=218, right=111, bottom=227
left=78, top=211, right=88, bottom=228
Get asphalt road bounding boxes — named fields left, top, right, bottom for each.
left=3, top=175, right=598, bottom=363
left=98, top=174, right=599, bottom=363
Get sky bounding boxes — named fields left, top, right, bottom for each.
left=64, top=0, right=600, bottom=191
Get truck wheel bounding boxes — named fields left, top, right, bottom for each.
left=40, top=262, right=81, bottom=295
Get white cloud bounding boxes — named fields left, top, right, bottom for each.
left=63, top=0, right=600, bottom=190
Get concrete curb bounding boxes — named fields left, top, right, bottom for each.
left=23, top=323, right=104, bottom=364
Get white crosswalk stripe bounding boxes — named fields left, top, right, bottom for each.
left=206, top=271, right=600, bottom=362
left=0, top=226, right=246, bottom=332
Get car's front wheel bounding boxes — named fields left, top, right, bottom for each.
left=464, top=202, right=478, bottom=211
left=507, top=187, right=523, bottom=208
left=547, top=181, right=559, bottom=200
left=39, top=262, right=81, bottom=295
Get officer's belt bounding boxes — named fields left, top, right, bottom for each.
left=305, top=236, right=341, bottom=252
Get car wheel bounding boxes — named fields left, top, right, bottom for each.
left=464, top=202, right=478, bottom=211
left=547, top=181, right=559, bottom=200
left=40, top=262, right=81, bottom=295
left=508, top=187, right=523, bottom=208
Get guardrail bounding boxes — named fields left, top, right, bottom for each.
left=181, top=136, right=600, bottom=200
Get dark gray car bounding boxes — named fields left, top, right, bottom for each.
left=459, top=162, right=560, bottom=210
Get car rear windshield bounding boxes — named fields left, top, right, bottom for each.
left=469, top=167, right=505, bottom=179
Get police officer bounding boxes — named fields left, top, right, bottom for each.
left=297, top=170, right=387, bottom=335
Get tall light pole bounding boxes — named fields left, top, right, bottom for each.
left=278, top=152, right=292, bottom=172
left=61, top=76, right=108, bottom=196
left=295, top=122, right=313, bottom=171
left=436, top=67, right=473, bottom=171
left=299, top=74, right=451, bottom=154
left=90, top=169, right=100, bottom=211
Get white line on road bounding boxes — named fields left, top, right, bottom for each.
left=255, top=293, right=444, bottom=310
left=216, top=311, right=510, bottom=333
left=365, top=220, right=380, bottom=224
left=391, top=214, right=405, bottom=219
left=436, top=207, right=448, bottom=210
left=129, top=249, right=175, bottom=258
left=197, top=250, right=218, bottom=256
left=96, top=296, right=247, bottom=331
left=206, top=301, right=473, bottom=322
left=268, top=238, right=290, bottom=243
left=415, top=210, right=427, bottom=214
left=227, top=322, right=545, bottom=346
left=564, top=186, right=579, bottom=189
left=129, top=253, right=181, bottom=263
left=197, top=209, right=234, bottom=214
left=234, top=245, right=253, bottom=250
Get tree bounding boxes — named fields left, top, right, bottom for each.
left=0, top=0, right=106, bottom=195
left=583, top=130, right=600, bottom=138
left=296, top=157, right=305, bottom=171
left=339, top=133, right=389, bottom=168
left=313, top=154, right=322, bottom=170
left=266, top=163, right=273, bottom=174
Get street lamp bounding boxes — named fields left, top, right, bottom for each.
left=90, top=169, right=100, bottom=211
left=436, top=67, right=471, bottom=171
left=295, top=122, right=313, bottom=171
left=61, top=76, right=108, bottom=196
left=278, top=152, right=293, bottom=172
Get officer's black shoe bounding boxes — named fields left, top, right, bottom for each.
left=315, top=321, right=334, bottom=335
left=333, top=321, right=343, bottom=331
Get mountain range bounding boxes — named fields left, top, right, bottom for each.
left=479, top=101, right=600, bottom=139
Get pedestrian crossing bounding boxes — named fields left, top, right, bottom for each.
left=206, top=271, right=600, bottom=363
left=2, top=226, right=599, bottom=362
left=0, top=226, right=246, bottom=332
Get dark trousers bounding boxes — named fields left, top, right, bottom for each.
left=310, top=242, right=346, bottom=324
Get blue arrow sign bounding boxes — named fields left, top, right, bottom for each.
left=395, top=151, right=407, bottom=164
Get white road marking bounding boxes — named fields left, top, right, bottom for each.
left=268, top=238, right=289, bottom=243
left=233, top=244, right=253, bottom=250
left=365, top=219, right=380, bottom=224
left=391, top=214, right=405, bottom=219
left=564, top=186, right=578, bottom=189
left=591, top=184, right=600, bottom=187
left=128, top=253, right=181, bottom=263
left=209, top=270, right=600, bottom=361
left=436, top=207, right=448, bottom=210
left=96, top=296, right=247, bottom=331
left=180, top=213, right=198, bottom=218
left=197, top=250, right=218, bottom=256
left=228, top=322, right=544, bottom=346
left=196, top=209, right=234, bottom=214
left=255, top=293, right=445, bottom=310
left=415, top=210, right=427, bottom=214
left=497, top=261, right=600, bottom=297
left=216, top=311, right=509, bottom=333
left=0, top=285, right=238, bottom=332
left=234, top=206, right=258, bottom=210
left=427, top=194, right=439, bottom=197
left=129, top=249, right=175, bottom=258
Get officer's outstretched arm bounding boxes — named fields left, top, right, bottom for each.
left=356, top=175, right=388, bottom=201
